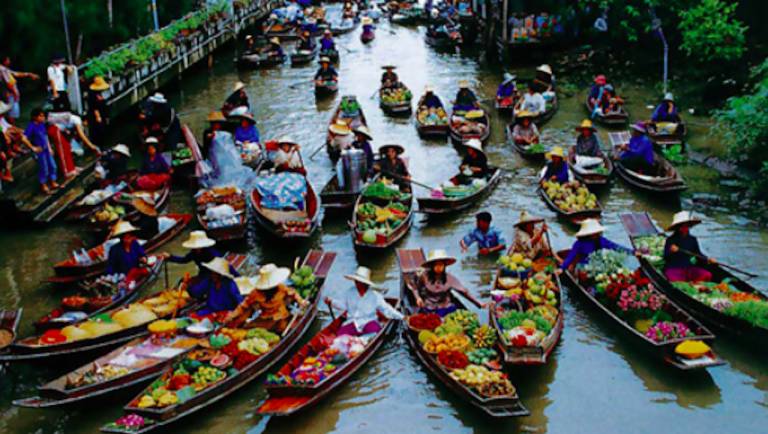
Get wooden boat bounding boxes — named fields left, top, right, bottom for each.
left=331, top=20, right=358, bottom=36
left=379, top=85, right=412, bottom=117
left=495, top=96, right=517, bottom=116
left=237, top=51, right=286, bottom=69
left=325, top=96, right=368, bottom=161
left=101, top=250, right=337, bottom=434
left=506, top=124, right=546, bottom=161
left=196, top=187, right=248, bottom=243
left=449, top=108, right=490, bottom=144
left=319, top=48, right=340, bottom=63
left=250, top=168, right=321, bottom=239
left=50, top=213, right=192, bottom=284
left=537, top=181, right=601, bottom=225
left=414, top=94, right=449, bottom=138
left=0, top=309, right=22, bottom=350
left=568, top=153, right=614, bottom=187
left=512, top=93, right=559, bottom=126
left=320, top=174, right=362, bottom=212
left=64, top=172, right=139, bottom=222
left=290, top=47, right=318, bottom=67
left=417, top=167, right=502, bottom=215
left=585, top=95, right=629, bottom=126
left=315, top=79, right=339, bottom=97
left=35, top=258, right=164, bottom=332
left=351, top=175, right=413, bottom=250
left=647, top=120, right=687, bottom=148
left=621, top=212, right=768, bottom=343
left=264, top=24, right=300, bottom=41
left=425, top=25, right=463, bottom=50
left=609, top=131, right=687, bottom=193
left=88, top=185, right=172, bottom=235
left=257, top=298, right=400, bottom=416
left=397, top=249, right=529, bottom=417
left=556, top=249, right=724, bottom=370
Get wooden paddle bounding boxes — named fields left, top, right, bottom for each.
left=380, top=170, right=436, bottom=191
left=280, top=257, right=303, bottom=337
left=676, top=247, right=758, bottom=279
left=308, top=141, right=327, bottom=161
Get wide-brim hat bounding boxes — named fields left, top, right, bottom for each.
left=329, top=120, right=352, bottom=135
left=182, top=230, right=216, bottom=249
left=379, top=144, right=404, bottom=155
left=0, top=101, right=11, bottom=116
left=235, top=276, right=257, bottom=295
left=203, top=257, right=235, bottom=280
left=207, top=111, right=226, bottom=122
left=270, top=37, right=281, bottom=44
left=111, top=221, right=139, bottom=237
left=594, top=75, right=606, bottom=85
left=537, top=64, right=553, bottom=75
left=381, top=65, right=396, bottom=70
left=421, top=249, right=457, bottom=267
left=424, top=85, right=434, bottom=93
left=145, top=136, right=159, bottom=145
left=463, top=138, right=483, bottom=152
left=132, top=198, right=158, bottom=217
left=148, top=93, right=167, bottom=104
left=576, top=119, right=596, bottom=131
left=502, top=73, right=516, bottom=84
left=662, top=92, right=674, bottom=102
left=666, top=211, right=701, bottom=232
left=236, top=112, right=256, bottom=123
left=362, top=17, right=373, bottom=25
left=630, top=122, right=647, bottom=133
left=353, top=125, right=373, bottom=140
left=233, top=81, right=246, bottom=93
left=324, top=29, right=332, bottom=35
left=514, top=211, right=544, bottom=227
left=458, top=80, right=470, bottom=88
left=112, top=144, right=131, bottom=157
left=245, top=34, right=253, bottom=40
left=515, top=110, right=535, bottom=121
left=252, top=263, right=291, bottom=290
left=574, top=219, right=605, bottom=238
left=344, top=266, right=377, bottom=288
left=319, top=56, right=331, bottom=64
left=90, top=76, right=110, bottom=91
left=277, top=136, right=298, bottom=148
left=546, top=146, right=565, bottom=160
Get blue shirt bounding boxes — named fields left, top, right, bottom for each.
left=462, top=227, right=506, bottom=250
left=235, top=125, right=260, bottom=144
left=497, top=82, right=516, bottom=98
left=561, top=237, right=631, bottom=270
left=140, top=153, right=170, bottom=175
left=190, top=276, right=243, bottom=314
left=588, top=84, right=603, bottom=101
left=651, top=102, right=680, bottom=123
left=621, top=135, right=654, bottom=165
left=543, top=161, right=569, bottom=184
left=24, top=121, right=49, bottom=153
left=422, top=94, right=442, bottom=109
left=320, top=37, right=335, bottom=51
left=106, top=240, right=147, bottom=275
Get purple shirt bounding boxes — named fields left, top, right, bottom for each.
left=24, top=121, right=49, bottom=153
left=106, top=240, right=147, bottom=275
left=140, top=153, right=170, bottom=175
left=320, top=37, right=335, bottom=51
left=561, top=237, right=631, bottom=270
left=621, top=135, right=654, bottom=165
left=191, top=276, right=243, bottom=314
left=543, top=161, right=569, bottom=184
left=235, top=125, right=260, bottom=144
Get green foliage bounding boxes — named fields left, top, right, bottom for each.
left=678, top=0, right=747, bottom=63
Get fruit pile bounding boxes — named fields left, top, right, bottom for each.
left=408, top=313, right=442, bottom=330
left=381, top=86, right=412, bottom=105
left=472, top=325, right=497, bottom=348
left=67, top=364, right=131, bottom=388
left=423, top=333, right=471, bottom=353
left=356, top=199, right=409, bottom=244
left=635, top=235, right=666, bottom=267
left=467, top=348, right=497, bottom=365
left=497, top=253, right=533, bottom=274
left=172, top=147, right=193, bottom=167
left=104, top=414, right=154, bottom=431
left=541, top=180, right=598, bottom=212
left=498, top=308, right=556, bottom=347
left=90, top=203, right=127, bottom=224
left=266, top=334, right=370, bottom=386
left=449, top=365, right=516, bottom=397
left=417, top=107, right=448, bottom=126
left=361, top=180, right=409, bottom=200
left=290, top=265, right=317, bottom=299
left=451, top=114, right=487, bottom=135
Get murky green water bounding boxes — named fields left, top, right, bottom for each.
left=2, top=8, right=768, bottom=434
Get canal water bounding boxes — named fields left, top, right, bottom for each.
left=1, top=9, right=767, bottom=434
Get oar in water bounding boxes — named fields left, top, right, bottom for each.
left=676, top=247, right=758, bottom=279
left=380, top=170, right=437, bottom=191
left=281, top=257, right=304, bottom=337
left=308, top=141, right=328, bottom=161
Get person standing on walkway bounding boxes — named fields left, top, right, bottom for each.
left=47, top=54, right=73, bottom=111
left=23, top=108, right=58, bottom=194
left=0, top=55, right=39, bottom=124
left=87, top=76, right=110, bottom=149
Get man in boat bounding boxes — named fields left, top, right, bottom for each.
left=351, top=125, right=375, bottom=175
left=272, top=138, right=305, bottom=175
left=244, top=34, right=258, bottom=54
left=380, top=66, right=400, bottom=89
left=225, top=263, right=308, bottom=331
left=297, top=30, right=315, bottom=52
left=598, top=85, right=624, bottom=116
left=540, top=146, right=572, bottom=184
left=261, top=37, right=285, bottom=58
left=373, top=144, right=411, bottom=193
left=141, top=93, right=182, bottom=151
left=460, top=211, right=506, bottom=256
left=314, top=57, right=338, bottom=86
left=202, top=111, right=226, bottom=158
left=319, top=30, right=336, bottom=52
left=106, top=221, right=150, bottom=285
left=588, top=74, right=607, bottom=108
left=163, top=231, right=238, bottom=294
left=421, top=86, right=442, bottom=109
left=453, top=80, right=479, bottom=112
left=452, top=138, right=488, bottom=185
left=97, top=144, right=131, bottom=184
left=496, top=73, right=517, bottom=108
left=234, top=111, right=260, bottom=146
left=328, top=120, right=353, bottom=153
left=663, top=211, right=716, bottom=283
left=571, top=119, right=602, bottom=157
left=512, top=112, right=540, bottom=146
left=222, top=82, right=250, bottom=116
left=517, top=83, right=546, bottom=116
left=650, top=92, right=681, bottom=134
left=189, top=257, right=244, bottom=316
left=23, top=107, right=58, bottom=195
left=325, top=266, right=403, bottom=336
left=512, top=211, right=551, bottom=263
left=136, top=138, right=171, bottom=192
left=131, top=198, right=160, bottom=240
left=412, top=249, right=485, bottom=316
left=560, top=219, right=633, bottom=271
left=361, top=16, right=375, bottom=35
left=617, top=122, right=654, bottom=174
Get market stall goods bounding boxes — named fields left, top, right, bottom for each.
left=250, top=168, right=321, bottom=239
left=196, top=185, right=248, bottom=242
left=538, top=180, right=602, bottom=224
left=449, top=108, right=490, bottom=144
left=352, top=176, right=413, bottom=250
left=87, top=185, right=172, bottom=235
left=379, top=85, right=413, bottom=116
left=416, top=167, right=502, bottom=215
left=507, top=125, right=548, bottom=162
left=64, top=172, right=139, bottom=222
left=415, top=94, right=449, bottom=138
left=568, top=153, right=614, bottom=188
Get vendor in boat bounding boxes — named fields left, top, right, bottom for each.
left=571, top=119, right=602, bottom=157
left=141, top=93, right=181, bottom=151
left=234, top=111, right=260, bottom=146
left=314, top=57, right=338, bottom=85
left=222, top=82, right=250, bottom=116
left=319, top=30, right=336, bottom=52
left=412, top=249, right=485, bottom=315
left=496, top=73, right=517, bottom=107
left=163, top=231, right=238, bottom=291
left=297, top=30, right=315, bottom=51
left=460, top=212, right=506, bottom=256
left=650, top=92, right=681, bottom=135
left=131, top=198, right=160, bottom=240
left=517, top=83, right=546, bottom=116
left=617, top=122, right=654, bottom=174
left=663, top=211, right=715, bottom=282
left=190, top=257, right=244, bottom=316
left=202, top=111, right=226, bottom=158
left=373, top=144, right=411, bottom=193
left=244, top=34, right=257, bottom=54
left=362, top=16, right=374, bottom=34
left=599, top=85, right=624, bottom=115
left=512, top=112, right=540, bottom=146
left=588, top=74, right=607, bottom=108
left=325, top=266, right=403, bottom=336
left=540, top=146, right=572, bottom=184
left=106, top=221, right=149, bottom=284
left=272, top=138, right=305, bottom=175
left=136, top=138, right=171, bottom=192
left=225, top=263, right=308, bottom=331
left=351, top=125, right=375, bottom=174
left=452, top=139, right=488, bottom=185
left=98, top=144, right=131, bottom=183
left=512, top=211, right=551, bottom=262
left=380, top=65, right=399, bottom=89
left=262, top=37, right=285, bottom=58
left=328, top=120, right=353, bottom=152
left=453, top=80, right=479, bottom=112
left=421, top=86, right=442, bottom=109
left=560, top=219, right=632, bottom=271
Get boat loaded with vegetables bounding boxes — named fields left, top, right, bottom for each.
left=397, top=249, right=529, bottom=417
left=101, top=250, right=336, bottom=434
left=557, top=248, right=724, bottom=370
left=539, top=179, right=601, bottom=224
left=352, top=176, right=413, bottom=249
left=622, top=212, right=768, bottom=343
left=87, top=186, right=172, bottom=235
left=417, top=167, right=502, bottom=215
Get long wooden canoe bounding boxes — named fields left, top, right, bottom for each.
left=414, top=94, right=450, bottom=138
left=320, top=174, right=361, bottom=212
left=585, top=95, right=629, bottom=126
left=250, top=170, right=321, bottom=239
left=417, top=167, right=502, bottom=215
left=257, top=298, right=400, bottom=416
left=379, top=85, right=412, bottom=117
left=326, top=96, right=368, bottom=162
left=64, top=172, right=139, bottom=222
left=556, top=249, right=724, bottom=370
left=237, top=52, right=286, bottom=69
left=621, top=212, right=768, bottom=343
left=609, top=131, right=687, bottom=193
left=397, top=249, right=529, bottom=417
left=315, top=80, right=339, bottom=97
left=568, top=153, right=614, bottom=187
left=102, top=250, right=336, bottom=433
left=351, top=175, right=413, bottom=250
left=196, top=188, right=248, bottom=243
left=506, top=124, right=546, bottom=161
left=537, top=184, right=601, bottom=225
left=449, top=108, right=490, bottom=145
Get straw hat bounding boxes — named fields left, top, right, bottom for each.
left=458, top=80, right=470, bottom=89
left=252, top=263, right=291, bottom=290
left=465, top=110, right=483, bottom=120
left=270, top=37, right=281, bottom=44
left=576, top=119, right=596, bottom=131
left=666, top=211, right=701, bottom=232
left=421, top=249, right=457, bottom=267
left=148, top=93, right=167, bottom=104
left=131, top=198, right=158, bottom=217
left=514, top=211, right=544, bottom=227
left=515, top=110, right=535, bottom=121
left=630, top=122, right=647, bottom=134
left=463, top=138, right=483, bottom=152
left=145, top=136, right=159, bottom=145
left=90, top=76, right=110, bottom=91
left=362, top=17, right=373, bottom=25
left=235, top=276, right=257, bottom=295
left=0, top=102, right=11, bottom=116
left=324, top=29, right=332, bottom=35
left=594, top=75, right=606, bottom=85
left=245, top=34, right=253, bottom=41
left=546, top=146, right=565, bottom=160
left=424, top=85, right=434, bottom=93
left=207, top=111, right=226, bottom=122
left=662, top=92, right=674, bottom=102
left=232, top=81, right=246, bottom=93
left=537, top=64, right=553, bottom=75
left=112, top=144, right=131, bottom=157
left=319, top=56, right=331, bottom=64
left=502, top=73, right=516, bottom=84
left=182, top=230, right=216, bottom=249
left=379, top=144, right=404, bottom=155
left=353, top=125, right=373, bottom=140
left=344, top=266, right=377, bottom=288
left=111, top=221, right=139, bottom=237
left=203, top=257, right=235, bottom=280
left=381, top=65, right=396, bottom=70
left=574, top=219, right=605, bottom=238
left=329, top=120, right=352, bottom=135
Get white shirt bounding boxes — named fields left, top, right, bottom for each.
left=47, top=64, right=68, bottom=91
left=331, top=134, right=354, bottom=151
left=331, top=288, right=403, bottom=332
left=272, top=149, right=302, bottom=169
left=521, top=92, right=545, bottom=114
